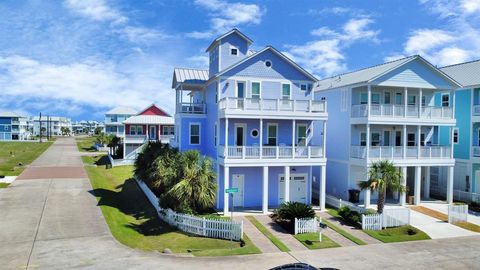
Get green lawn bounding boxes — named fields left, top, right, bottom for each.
left=0, top=182, right=10, bottom=188
left=320, top=218, right=367, bottom=245
left=246, top=216, right=290, bottom=252
left=83, top=155, right=260, bottom=256
left=364, top=225, right=430, bottom=243
left=294, top=232, right=340, bottom=249
left=0, top=141, right=53, bottom=176
left=76, top=136, right=98, bottom=152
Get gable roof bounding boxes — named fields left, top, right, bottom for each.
left=315, top=55, right=461, bottom=91
left=172, top=67, right=209, bottom=89
left=106, top=106, right=137, bottom=115
left=440, top=59, right=480, bottom=88
left=209, top=46, right=318, bottom=82
left=137, top=104, right=171, bottom=117
left=206, top=28, right=253, bottom=52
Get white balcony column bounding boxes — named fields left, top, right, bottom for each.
left=225, top=118, right=229, bottom=157
left=417, top=125, right=421, bottom=158
left=403, top=125, right=407, bottom=159
left=146, top=124, right=149, bottom=140
left=414, top=166, right=422, bottom=205
left=216, top=163, right=220, bottom=209
left=404, top=87, right=408, bottom=117
left=224, top=166, right=230, bottom=215
left=322, top=121, right=327, bottom=157
left=367, top=84, right=372, bottom=117
left=366, top=124, right=371, bottom=159
left=451, top=90, right=456, bottom=118
left=284, top=166, right=290, bottom=202
left=447, top=166, right=454, bottom=204
left=365, top=189, right=371, bottom=208
left=450, top=127, right=454, bottom=158
left=262, top=166, right=269, bottom=214
left=400, top=166, right=407, bottom=206
left=259, top=119, right=263, bottom=159
left=292, top=119, right=296, bottom=158
left=320, top=165, right=326, bottom=210
left=419, top=88, right=423, bottom=118
left=424, top=166, right=431, bottom=199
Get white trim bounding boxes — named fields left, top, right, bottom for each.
left=267, top=123, right=278, bottom=145
left=189, top=122, right=201, bottom=145
left=221, top=75, right=313, bottom=85
left=250, top=128, right=259, bottom=139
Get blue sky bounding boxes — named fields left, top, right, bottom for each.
left=0, top=0, right=479, bottom=121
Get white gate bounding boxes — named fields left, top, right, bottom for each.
left=294, top=217, right=318, bottom=234
left=448, top=204, right=468, bottom=224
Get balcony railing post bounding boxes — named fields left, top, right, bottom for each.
left=308, top=146, right=311, bottom=158
left=276, top=146, right=279, bottom=159
left=242, top=146, right=246, bottom=159
left=309, top=100, right=312, bottom=112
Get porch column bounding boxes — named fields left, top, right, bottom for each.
left=284, top=166, right=290, bottom=202
left=262, top=166, right=269, bottom=213
left=451, top=90, right=456, bottom=118
left=224, top=166, right=230, bottom=215
left=447, top=166, right=454, bottom=204
left=292, top=119, right=296, bottom=158
left=367, top=84, right=372, bottom=117
left=365, top=189, right=371, bottom=209
left=450, top=127, right=454, bottom=158
left=400, top=166, right=407, bottom=206
left=419, top=88, right=423, bottom=118
left=146, top=124, right=149, bottom=140
left=322, top=121, right=327, bottom=157
left=403, top=125, right=407, bottom=159
left=308, top=166, right=313, bottom=204
left=320, top=165, right=326, bottom=211
left=259, top=119, right=263, bottom=158
left=366, top=124, right=371, bottom=159
left=417, top=125, right=421, bottom=159
left=414, top=166, right=422, bottom=205
left=216, top=163, right=220, bottom=209
left=404, top=87, right=408, bottom=117
left=225, top=118, right=229, bottom=157
left=424, top=166, right=431, bottom=199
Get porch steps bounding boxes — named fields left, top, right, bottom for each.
left=317, top=211, right=381, bottom=244
left=235, top=216, right=281, bottom=253
left=254, top=215, right=308, bottom=251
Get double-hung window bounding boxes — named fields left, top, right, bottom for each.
left=297, top=125, right=307, bottom=146
left=408, top=95, right=416, bottom=106
left=371, top=133, right=380, bottom=146
left=453, top=128, right=459, bottom=144
left=407, top=133, right=416, bottom=146
left=162, top=126, right=174, bottom=135
left=360, top=93, right=368, bottom=104
left=190, top=123, right=200, bottom=145
left=267, top=124, right=277, bottom=145
left=300, top=84, right=307, bottom=91
left=371, top=93, right=380, bottom=104
left=251, top=82, right=261, bottom=100
left=281, top=84, right=291, bottom=100
left=360, top=133, right=367, bottom=146
left=442, top=94, right=450, bottom=107
left=384, top=92, right=391, bottom=104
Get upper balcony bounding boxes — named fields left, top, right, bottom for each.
left=176, top=103, right=207, bottom=114
left=218, top=97, right=327, bottom=120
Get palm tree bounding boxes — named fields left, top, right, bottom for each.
left=358, top=160, right=405, bottom=214
left=166, top=150, right=217, bottom=213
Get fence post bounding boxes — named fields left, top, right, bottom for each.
left=203, top=217, right=206, bottom=236
left=361, top=214, right=365, bottom=230
left=241, top=220, right=244, bottom=239
left=294, top=218, right=298, bottom=235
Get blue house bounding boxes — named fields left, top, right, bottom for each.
left=172, top=29, right=328, bottom=214
left=314, top=55, right=461, bottom=207
left=0, top=112, right=28, bottom=141
left=439, top=60, right=480, bottom=200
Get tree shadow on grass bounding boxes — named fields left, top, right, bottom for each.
left=89, top=178, right=175, bottom=236
left=94, top=155, right=110, bottom=166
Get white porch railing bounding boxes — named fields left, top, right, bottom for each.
left=448, top=204, right=468, bottom=224
left=350, top=145, right=452, bottom=160
left=473, top=105, right=480, bottom=116
left=351, top=104, right=453, bottom=120
left=177, top=103, right=206, bottom=114
left=218, top=97, right=326, bottom=113
left=453, top=190, right=480, bottom=203
left=218, top=145, right=324, bottom=159
left=294, top=217, right=319, bottom=234
left=473, top=146, right=480, bottom=157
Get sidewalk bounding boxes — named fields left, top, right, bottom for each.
left=421, top=202, right=480, bottom=226
left=235, top=216, right=281, bottom=253
left=409, top=208, right=477, bottom=239
left=317, top=211, right=381, bottom=244
left=254, top=215, right=308, bottom=251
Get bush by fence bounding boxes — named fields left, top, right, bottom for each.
left=136, top=179, right=243, bottom=241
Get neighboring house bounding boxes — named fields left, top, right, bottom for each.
left=439, top=60, right=480, bottom=198
left=315, top=55, right=460, bottom=206
left=172, top=29, right=328, bottom=214
left=104, top=107, right=137, bottom=137
left=30, top=116, right=72, bottom=136
left=123, top=104, right=174, bottom=159
left=0, top=112, right=29, bottom=140
left=72, top=120, right=104, bottom=134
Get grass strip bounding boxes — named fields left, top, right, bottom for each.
left=411, top=206, right=480, bottom=233
left=245, top=216, right=290, bottom=252
left=293, top=232, right=340, bottom=249
left=0, top=182, right=10, bottom=188
left=363, top=225, right=430, bottom=243
left=321, top=218, right=367, bottom=245
left=0, top=141, right=53, bottom=176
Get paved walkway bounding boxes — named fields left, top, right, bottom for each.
left=1, top=137, right=480, bottom=269
left=235, top=217, right=280, bottom=253
left=409, top=208, right=477, bottom=239
left=421, top=202, right=480, bottom=226
left=317, top=211, right=381, bottom=244
left=254, top=215, right=308, bottom=251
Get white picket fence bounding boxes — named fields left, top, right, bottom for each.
left=108, top=154, right=135, bottom=167
left=325, top=195, right=368, bottom=214
left=294, top=217, right=318, bottom=234
left=448, top=204, right=468, bottom=224
left=362, top=208, right=411, bottom=231
left=135, top=179, right=243, bottom=241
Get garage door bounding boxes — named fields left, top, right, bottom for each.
left=279, top=174, right=307, bottom=204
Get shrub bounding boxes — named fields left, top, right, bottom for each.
left=274, top=202, right=315, bottom=223
left=338, top=206, right=362, bottom=226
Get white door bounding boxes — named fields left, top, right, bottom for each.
left=475, top=171, right=480, bottom=193
left=279, top=174, right=307, bottom=204
left=232, top=174, right=244, bottom=207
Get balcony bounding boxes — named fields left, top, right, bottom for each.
left=176, top=103, right=206, bottom=114
left=351, top=104, right=454, bottom=124
left=351, top=145, right=452, bottom=163
left=11, top=121, right=20, bottom=125
left=218, top=98, right=327, bottom=119
left=125, top=134, right=174, bottom=144
left=218, top=145, right=324, bottom=160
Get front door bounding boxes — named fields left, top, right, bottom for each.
left=237, top=82, right=245, bottom=108
left=232, top=174, right=244, bottom=207
left=279, top=174, right=307, bottom=204
left=235, top=125, right=245, bottom=146
left=149, top=126, right=157, bottom=140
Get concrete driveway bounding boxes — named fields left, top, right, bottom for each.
left=1, top=137, right=480, bottom=269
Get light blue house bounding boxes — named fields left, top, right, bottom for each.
left=104, top=107, right=137, bottom=137
left=439, top=60, right=480, bottom=200
left=172, top=29, right=328, bottom=214
left=0, top=112, right=28, bottom=141
left=314, top=55, right=461, bottom=207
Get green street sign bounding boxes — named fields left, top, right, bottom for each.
left=225, top=188, right=238, bottom=194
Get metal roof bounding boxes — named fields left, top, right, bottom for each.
left=106, top=106, right=137, bottom=115
left=205, top=28, right=253, bottom=53
left=172, top=68, right=209, bottom=89
left=123, top=115, right=174, bottom=125
left=0, top=111, right=21, bottom=117
left=440, top=59, right=480, bottom=88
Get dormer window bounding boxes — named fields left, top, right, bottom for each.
left=230, top=47, right=238, bottom=56
left=300, top=84, right=307, bottom=91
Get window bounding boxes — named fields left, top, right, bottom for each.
left=442, top=94, right=450, bottom=107
left=297, top=125, right=307, bottom=146
left=215, top=82, right=219, bottom=103
left=267, top=124, right=277, bottom=145
left=422, top=95, right=426, bottom=106
left=251, top=129, right=259, bottom=138
left=407, top=133, right=416, bottom=146
left=371, top=133, right=380, bottom=146
left=395, top=93, right=403, bottom=105
left=384, top=92, right=391, bottom=104
left=251, top=82, right=261, bottom=100
left=230, top=47, right=238, bottom=56
left=383, top=131, right=390, bottom=146
left=214, top=123, right=217, bottom=146
left=453, top=128, right=459, bottom=144
left=408, top=95, right=416, bottom=105
left=136, top=126, right=143, bottom=135
left=265, top=60, right=272, bottom=67
left=190, top=124, right=200, bottom=145
left=371, top=93, right=380, bottom=104
left=360, top=132, right=367, bottom=146
left=129, top=125, right=143, bottom=135
left=162, top=126, right=174, bottom=135
left=281, top=84, right=291, bottom=100
left=300, top=84, right=307, bottom=91
left=3, top=125, right=7, bottom=131
left=360, top=93, right=368, bottom=104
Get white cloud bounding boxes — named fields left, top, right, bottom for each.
left=64, top=0, right=127, bottom=24
left=404, top=29, right=455, bottom=55
left=187, top=0, right=264, bottom=39
left=461, top=0, right=480, bottom=13
left=121, top=26, right=170, bottom=44
left=287, top=17, right=380, bottom=77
